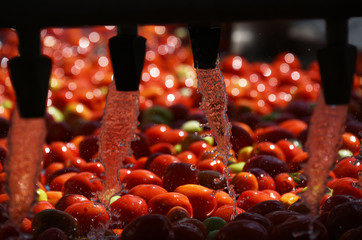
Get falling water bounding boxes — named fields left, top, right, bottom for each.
left=98, top=81, right=139, bottom=206
left=196, top=64, right=237, bottom=218
left=4, top=107, right=46, bottom=226
left=302, top=92, right=348, bottom=215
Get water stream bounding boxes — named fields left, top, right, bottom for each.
left=4, top=107, right=46, bottom=226
left=97, top=81, right=139, bottom=206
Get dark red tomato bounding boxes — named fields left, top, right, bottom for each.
left=65, top=201, right=109, bottom=236
left=63, top=172, right=103, bottom=199
left=176, top=151, right=198, bottom=165
left=255, top=126, right=294, bottom=143
left=251, top=142, right=286, bottom=162
left=230, top=122, right=254, bottom=153
left=274, top=173, right=296, bottom=195
left=45, top=162, right=65, bottom=183
left=148, top=192, right=193, bottom=217
left=43, top=142, right=76, bottom=168
left=197, top=159, right=225, bottom=174
left=332, top=177, right=362, bottom=199
left=149, top=142, right=175, bottom=155
left=122, top=169, right=163, bottom=189
left=333, top=157, right=362, bottom=179
left=147, top=154, right=180, bottom=177
left=231, top=172, right=259, bottom=194
left=128, top=184, right=167, bottom=203
left=237, top=190, right=273, bottom=211
left=33, top=201, right=56, bottom=215
left=163, top=162, right=199, bottom=192
left=110, top=194, right=148, bottom=224
left=55, top=194, right=90, bottom=211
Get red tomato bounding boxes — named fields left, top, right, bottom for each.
left=55, top=194, right=90, bottom=211
left=80, top=162, right=105, bottom=179
left=188, top=141, right=212, bottom=158
left=276, top=139, right=304, bottom=163
left=145, top=124, right=172, bottom=145
left=175, top=184, right=217, bottom=220
left=340, top=132, right=360, bottom=154
left=110, top=194, right=148, bottom=224
left=128, top=184, right=168, bottom=203
left=33, top=201, right=55, bottom=215
left=63, top=172, right=103, bottom=199
left=237, top=190, right=273, bottom=211
left=49, top=172, right=78, bottom=191
left=149, top=142, right=175, bottom=155
left=333, top=157, right=362, bottom=179
left=274, top=173, right=296, bottom=195
left=211, top=205, right=245, bottom=222
left=20, top=218, right=32, bottom=234
left=197, top=159, right=225, bottom=174
left=122, top=169, right=162, bottom=189
left=148, top=192, right=193, bottom=217
left=279, top=119, right=308, bottom=138
left=214, top=191, right=234, bottom=208
left=65, top=201, right=109, bottom=236
left=147, top=154, right=180, bottom=178
left=231, top=172, right=259, bottom=194
left=332, top=177, right=362, bottom=199
left=251, top=142, right=286, bottom=162
left=176, top=151, right=198, bottom=165
left=43, top=142, right=76, bottom=168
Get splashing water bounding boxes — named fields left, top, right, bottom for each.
left=97, top=81, right=139, bottom=206
left=4, top=107, right=46, bottom=226
left=302, top=93, right=348, bottom=215
left=196, top=64, right=237, bottom=218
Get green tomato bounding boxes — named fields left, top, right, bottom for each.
left=338, top=149, right=353, bottom=159
left=228, top=162, right=246, bottom=173
left=202, top=136, right=214, bottom=146
left=109, top=195, right=121, bottom=205
left=36, top=189, right=48, bottom=202
left=174, top=144, right=182, bottom=153
left=203, top=217, right=226, bottom=233
left=47, top=106, right=64, bottom=122
left=181, top=120, right=202, bottom=133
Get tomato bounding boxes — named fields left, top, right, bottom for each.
left=276, top=139, right=304, bottom=163
left=340, top=132, right=360, bottom=154
left=188, top=141, right=212, bottom=158
left=175, top=184, right=217, bottom=220
left=122, top=169, right=162, bottom=189
left=211, top=205, right=244, bottom=222
left=49, top=172, right=78, bottom=191
left=55, top=194, right=90, bottom=211
left=148, top=192, right=193, bottom=217
left=279, top=119, right=307, bottom=138
left=214, top=191, right=234, bottom=208
left=251, top=142, right=286, bottom=162
left=33, top=201, right=55, bottom=215
left=65, top=201, right=109, bottom=236
left=197, top=159, right=225, bottom=174
left=274, top=173, right=296, bottom=195
left=333, top=157, right=362, bottom=179
left=149, top=142, right=175, bottom=155
left=237, top=190, right=273, bottom=211
left=63, top=172, right=103, bottom=199
left=231, top=172, right=259, bottom=194
left=147, top=154, right=180, bottom=178
left=176, top=151, right=198, bottom=165
left=128, top=184, right=167, bottom=203
left=110, top=194, right=148, bottom=225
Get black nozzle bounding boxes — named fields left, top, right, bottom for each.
left=109, top=25, right=146, bottom=92
left=8, top=28, right=52, bottom=118
left=189, top=24, right=221, bottom=69
left=317, top=18, right=357, bottom=105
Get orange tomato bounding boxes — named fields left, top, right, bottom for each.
left=148, top=192, right=193, bottom=217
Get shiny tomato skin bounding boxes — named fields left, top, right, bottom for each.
left=110, top=194, right=148, bottom=224
left=122, top=169, right=163, bottom=189
left=128, top=184, right=168, bottom=203
left=148, top=192, right=193, bottom=217
left=237, top=190, right=273, bottom=211
left=65, top=201, right=109, bottom=236
left=63, top=172, right=103, bottom=199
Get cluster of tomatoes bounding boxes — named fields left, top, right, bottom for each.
left=0, top=25, right=362, bottom=239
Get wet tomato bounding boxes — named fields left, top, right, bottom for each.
left=231, top=172, right=259, bottom=194
left=215, top=191, right=234, bottom=208
left=237, top=190, right=273, bottom=211
left=211, top=205, right=244, bottom=222
left=63, top=172, right=103, bottom=199
left=251, top=142, right=286, bottom=162
left=55, top=194, right=90, bottom=211
left=65, top=201, right=109, bottom=236
left=176, top=151, right=198, bottom=165
left=128, top=184, right=167, bottom=203
left=197, top=159, right=225, bottom=174
left=163, top=162, right=199, bottom=192
left=274, top=173, right=296, bottom=195
left=175, top=184, right=217, bottom=220
left=110, top=194, right=148, bottom=225
left=148, top=192, right=193, bottom=217
left=147, top=154, right=180, bottom=177
left=333, top=157, right=362, bottom=179
left=122, top=169, right=162, bottom=189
